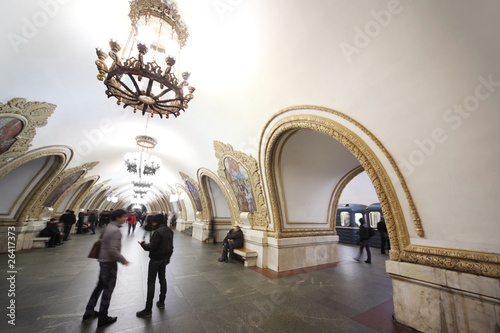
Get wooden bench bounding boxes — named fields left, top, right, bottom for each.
left=33, top=237, right=51, bottom=248
left=233, top=248, right=257, bottom=267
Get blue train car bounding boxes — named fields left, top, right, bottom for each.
left=365, top=202, right=384, bottom=249
left=335, top=203, right=367, bottom=245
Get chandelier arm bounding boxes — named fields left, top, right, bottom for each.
left=127, top=73, right=143, bottom=95
left=113, top=78, right=140, bottom=99
left=154, top=87, right=173, bottom=99
left=142, top=104, right=149, bottom=115
left=145, top=78, right=154, bottom=96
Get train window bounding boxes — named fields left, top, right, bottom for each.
left=354, top=213, right=363, bottom=226
left=340, top=212, right=350, bottom=226
left=369, top=212, right=381, bottom=228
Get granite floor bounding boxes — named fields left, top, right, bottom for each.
left=0, top=227, right=415, bottom=333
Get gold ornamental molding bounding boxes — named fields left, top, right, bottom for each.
left=90, top=186, right=110, bottom=210
left=52, top=175, right=99, bottom=215
left=328, top=165, right=365, bottom=232
left=31, top=161, right=99, bottom=218
left=197, top=168, right=238, bottom=226
left=68, top=176, right=101, bottom=213
left=79, top=179, right=111, bottom=211
left=0, top=146, right=72, bottom=226
left=175, top=183, right=193, bottom=220
left=0, top=98, right=56, bottom=166
left=260, top=106, right=499, bottom=278
left=213, top=141, right=270, bottom=230
left=179, top=171, right=208, bottom=220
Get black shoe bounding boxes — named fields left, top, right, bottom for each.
left=82, top=310, right=98, bottom=321
left=364, top=260, right=371, bottom=264
left=156, top=301, right=165, bottom=309
left=218, top=258, right=225, bottom=262
left=97, top=316, right=117, bottom=327
left=136, top=309, right=152, bottom=318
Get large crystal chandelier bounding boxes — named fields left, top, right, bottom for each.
left=95, top=0, right=195, bottom=119
left=124, top=135, right=161, bottom=178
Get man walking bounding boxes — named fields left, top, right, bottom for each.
left=136, top=214, right=174, bottom=318
left=82, top=209, right=129, bottom=328
left=354, top=218, right=374, bottom=264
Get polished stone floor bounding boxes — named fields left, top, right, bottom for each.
left=0, top=226, right=415, bottom=333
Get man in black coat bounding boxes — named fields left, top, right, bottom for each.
left=136, top=214, right=174, bottom=318
left=59, top=210, right=75, bottom=241
left=218, top=225, right=243, bottom=263
left=377, top=218, right=390, bottom=254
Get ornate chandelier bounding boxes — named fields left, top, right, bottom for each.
left=95, top=0, right=195, bottom=119
left=124, top=135, right=161, bottom=177
left=132, top=180, right=153, bottom=188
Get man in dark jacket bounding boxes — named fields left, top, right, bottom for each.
left=136, top=214, right=174, bottom=318
left=218, top=225, right=243, bottom=263
left=59, top=210, right=75, bottom=241
left=354, top=218, right=373, bottom=264
left=377, top=218, right=390, bottom=254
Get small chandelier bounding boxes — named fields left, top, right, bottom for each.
left=95, top=0, right=195, bottom=119
left=132, top=180, right=153, bottom=188
left=134, top=189, right=148, bottom=196
left=124, top=135, right=161, bottom=177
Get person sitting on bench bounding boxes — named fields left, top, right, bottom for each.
left=218, top=225, right=243, bottom=263
left=39, top=218, right=64, bottom=247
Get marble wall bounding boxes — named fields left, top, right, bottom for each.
left=387, top=261, right=500, bottom=332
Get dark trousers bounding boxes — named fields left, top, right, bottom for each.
left=49, top=233, right=62, bottom=246
left=85, top=262, right=118, bottom=321
left=63, top=225, right=72, bottom=240
left=145, top=259, right=168, bottom=309
left=128, top=223, right=136, bottom=233
left=356, top=240, right=372, bottom=262
left=221, top=242, right=238, bottom=260
left=380, top=232, right=390, bottom=253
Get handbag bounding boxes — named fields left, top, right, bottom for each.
left=87, top=239, right=101, bottom=259
left=88, top=227, right=106, bottom=259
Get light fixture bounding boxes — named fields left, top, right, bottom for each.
left=134, top=189, right=148, bottom=196
left=95, top=0, right=195, bottom=119
left=107, top=195, right=119, bottom=203
left=132, top=180, right=153, bottom=188
left=124, top=135, right=161, bottom=177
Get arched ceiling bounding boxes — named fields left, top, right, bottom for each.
left=1, top=0, right=499, bottom=209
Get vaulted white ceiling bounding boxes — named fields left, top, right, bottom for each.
left=1, top=0, right=499, bottom=211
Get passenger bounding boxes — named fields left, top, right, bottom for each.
left=354, top=217, right=374, bottom=264
left=82, top=209, right=130, bottom=328
left=377, top=217, right=390, bottom=254
left=136, top=214, right=174, bottom=318
left=59, top=210, right=75, bottom=241
left=143, top=214, right=154, bottom=241
left=87, top=210, right=98, bottom=235
left=39, top=218, right=64, bottom=247
left=127, top=212, right=137, bottom=234
left=218, top=225, right=243, bottom=263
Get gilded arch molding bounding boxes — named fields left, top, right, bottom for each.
left=0, top=98, right=56, bottom=165
left=214, top=141, right=270, bottom=231
left=52, top=174, right=100, bottom=216
left=31, top=161, right=99, bottom=218
left=0, top=146, right=72, bottom=226
left=260, top=107, right=499, bottom=278
left=179, top=171, right=208, bottom=220
left=197, top=168, right=239, bottom=226
left=68, top=176, right=101, bottom=213
left=90, top=187, right=110, bottom=210
left=327, top=165, right=365, bottom=231
left=175, top=183, right=194, bottom=221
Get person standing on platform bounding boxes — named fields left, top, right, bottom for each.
left=218, top=225, right=243, bottom=263
left=82, top=209, right=129, bottom=328
left=354, top=218, right=374, bottom=264
left=59, top=210, right=74, bottom=241
left=127, top=212, right=137, bottom=234
left=377, top=217, right=390, bottom=254
left=136, top=214, right=174, bottom=318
